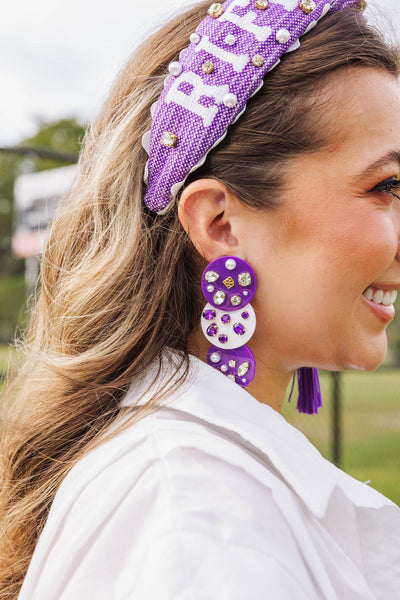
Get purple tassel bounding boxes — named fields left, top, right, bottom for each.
left=289, top=368, right=323, bottom=414
left=297, top=367, right=323, bottom=414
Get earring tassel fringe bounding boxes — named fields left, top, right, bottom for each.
left=289, top=367, right=323, bottom=415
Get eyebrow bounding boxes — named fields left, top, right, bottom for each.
left=360, top=150, right=400, bottom=179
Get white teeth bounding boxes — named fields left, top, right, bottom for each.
left=373, top=289, right=384, bottom=304
left=382, top=291, right=392, bottom=306
left=363, top=287, right=398, bottom=306
left=364, top=288, right=373, bottom=301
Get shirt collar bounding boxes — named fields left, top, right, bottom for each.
left=123, top=351, right=393, bottom=519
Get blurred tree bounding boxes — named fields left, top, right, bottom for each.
left=21, top=117, right=84, bottom=171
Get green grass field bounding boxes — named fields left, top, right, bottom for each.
left=1, top=345, right=399, bottom=505
left=282, top=370, right=400, bottom=506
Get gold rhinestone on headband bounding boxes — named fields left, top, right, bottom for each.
left=299, top=0, right=316, bottom=14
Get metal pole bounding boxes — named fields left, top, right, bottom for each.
left=332, top=371, right=341, bottom=467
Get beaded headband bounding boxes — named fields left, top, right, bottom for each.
left=142, top=0, right=366, bottom=214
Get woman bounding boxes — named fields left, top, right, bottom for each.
left=1, top=0, right=400, bottom=597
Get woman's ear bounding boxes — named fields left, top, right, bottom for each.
left=178, top=179, right=240, bottom=262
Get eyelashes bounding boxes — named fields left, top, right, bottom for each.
left=371, top=176, right=400, bottom=200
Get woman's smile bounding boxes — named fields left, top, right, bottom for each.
left=362, top=287, right=398, bottom=307
left=361, top=284, right=399, bottom=323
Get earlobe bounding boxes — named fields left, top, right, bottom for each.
left=178, top=179, right=239, bottom=262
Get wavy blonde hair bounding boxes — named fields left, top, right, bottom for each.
left=1, top=2, right=399, bottom=596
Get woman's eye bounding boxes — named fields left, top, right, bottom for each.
left=370, top=176, right=400, bottom=198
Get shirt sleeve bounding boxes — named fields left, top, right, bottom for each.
left=128, top=528, right=317, bottom=600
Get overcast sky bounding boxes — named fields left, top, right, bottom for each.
left=1, top=0, right=399, bottom=146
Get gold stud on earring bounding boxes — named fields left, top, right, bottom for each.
left=255, top=0, right=269, bottom=9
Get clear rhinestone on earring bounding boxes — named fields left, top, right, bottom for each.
left=238, top=362, right=250, bottom=376
left=230, top=295, right=242, bottom=307
left=238, top=272, right=252, bottom=287
left=214, top=291, right=226, bottom=305
left=205, top=270, right=219, bottom=282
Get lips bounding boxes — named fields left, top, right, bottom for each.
left=361, top=283, right=399, bottom=324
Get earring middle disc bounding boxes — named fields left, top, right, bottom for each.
left=201, top=304, right=256, bottom=350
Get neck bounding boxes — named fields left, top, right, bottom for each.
left=246, top=355, right=294, bottom=412
left=187, top=328, right=293, bottom=413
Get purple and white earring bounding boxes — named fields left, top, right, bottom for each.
left=200, top=256, right=256, bottom=388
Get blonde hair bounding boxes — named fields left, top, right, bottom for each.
left=1, top=2, right=399, bottom=596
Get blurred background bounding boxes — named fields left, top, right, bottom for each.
left=1, top=0, right=400, bottom=503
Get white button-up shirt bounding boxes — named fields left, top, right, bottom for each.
left=19, top=354, right=400, bottom=599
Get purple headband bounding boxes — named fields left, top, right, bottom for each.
left=142, top=0, right=365, bottom=214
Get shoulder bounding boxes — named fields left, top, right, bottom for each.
left=19, top=405, right=316, bottom=599
left=49, top=404, right=293, bottom=534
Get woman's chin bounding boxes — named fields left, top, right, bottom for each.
left=342, top=342, right=387, bottom=373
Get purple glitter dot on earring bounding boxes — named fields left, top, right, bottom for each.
left=218, top=334, right=228, bottom=344
left=207, top=323, right=218, bottom=337
left=221, top=314, right=231, bottom=324
left=241, top=311, right=249, bottom=319
left=233, top=323, right=245, bottom=335
left=203, top=309, right=217, bottom=320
